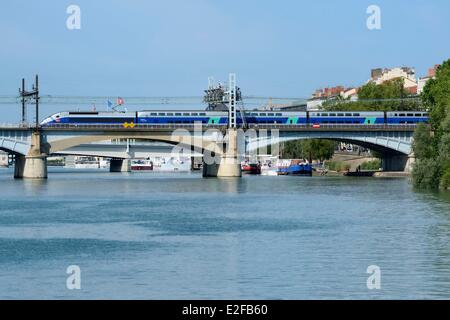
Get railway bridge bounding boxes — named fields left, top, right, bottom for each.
left=0, top=123, right=417, bottom=179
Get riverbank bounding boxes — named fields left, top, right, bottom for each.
left=314, top=170, right=410, bottom=178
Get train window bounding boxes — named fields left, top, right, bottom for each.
left=167, top=113, right=174, bottom=116
left=415, top=113, right=421, bottom=117
left=151, top=113, right=157, bottom=116
left=183, top=113, right=190, bottom=116
left=175, top=113, right=181, bottom=116
left=199, top=113, right=206, bottom=116
left=337, top=113, right=344, bottom=117
left=276, top=113, right=282, bottom=116
left=260, top=113, right=267, bottom=116
left=191, top=113, right=198, bottom=116
left=395, top=113, right=398, bottom=116
left=158, top=113, right=165, bottom=116
left=407, top=113, right=414, bottom=117
left=353, top=113, right=360, bottom=117
left=399, top=114, right=405, bottom=117
left=322, top=113, right=328, bottom=116
left=323, top=121, right=329, bottom=124
left=345, top=113, right=352, bottom=117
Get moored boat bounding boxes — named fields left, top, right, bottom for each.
left=242, top=162, right=261, bottom=175
left=131, top=159, right=153, bottom=171
left=277, top=159, right=312, bottom=176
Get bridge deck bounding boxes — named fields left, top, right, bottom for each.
left=0, top=124, right=420, bottom=132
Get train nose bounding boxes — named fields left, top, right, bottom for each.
left=40, top=117, right=53, bottom=125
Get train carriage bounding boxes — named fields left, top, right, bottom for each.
left=41, top=111, right=137, bottom=125
left=137, top=111, right=228, bottom=125
left=386, top=111, right=428, bottom=124
left=308, top=111, right=385, bottom=125
left=245, top=111, right=307, bottom=124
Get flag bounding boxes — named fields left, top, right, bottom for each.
left=117, top=97, right=124, bottom=105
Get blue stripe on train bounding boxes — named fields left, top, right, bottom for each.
left=387, top=117, right=428, bottom=124
left=309, top=117, right=385, bottom=124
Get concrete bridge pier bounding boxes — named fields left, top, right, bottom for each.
left=14, top=131, right=48, bottom=179
left=110, top=158, right=131, bottom=172
left=382, top=153, right=415, bottom=172
left=203, top=129, right=242, bottom=178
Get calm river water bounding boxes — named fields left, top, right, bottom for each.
left=0, top=168, right=450, bottom=299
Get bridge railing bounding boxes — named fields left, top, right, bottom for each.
left=40, top=123, right=227, bottom=130
left=0, top=123, right=34, bottom=128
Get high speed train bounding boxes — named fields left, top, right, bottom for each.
left=40, top=110, right=429, bottom=126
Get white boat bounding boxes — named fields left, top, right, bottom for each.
left=65, top=156, right=109, bottom=169
left=131, top=159, right=153, bottom=171
left=260, top=163, right=278, bottom=176
left=152, top=157, right=191, bottom=172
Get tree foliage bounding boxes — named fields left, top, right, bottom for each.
left=413, top=123, right=435, bottom=159
left=412, top=59, right=450, bottom=189
left=322, top=78, right=422, bottom=112
left=360, top=159, right=382, bottom=171
left=422, top=59, right=450, bottom=129
left=358, top=78, right=408, bottom=100
left=282, top=139, right=335, bottom=162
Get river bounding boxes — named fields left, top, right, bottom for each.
left=0, top=168, right=450, bottom=299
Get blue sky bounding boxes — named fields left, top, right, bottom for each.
left=1, top=0, right=450, bottom=98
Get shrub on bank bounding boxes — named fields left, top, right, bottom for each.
left=440, top=167, right=450, bottom=190
left=360, top=159, right=381, bottom=171
left=326, top=161, right=351, bottom=172
left=412, top=158, right=444, bottom=189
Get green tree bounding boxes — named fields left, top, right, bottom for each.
left=412, top=59, right=450, bottom=189
left=413, top=123, right=435, bottom=159
left=322, top=78, right=421, bottom=112
left=282, top=139, right=335, bottom=162
left=422, top=60, right=450, bottom=129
